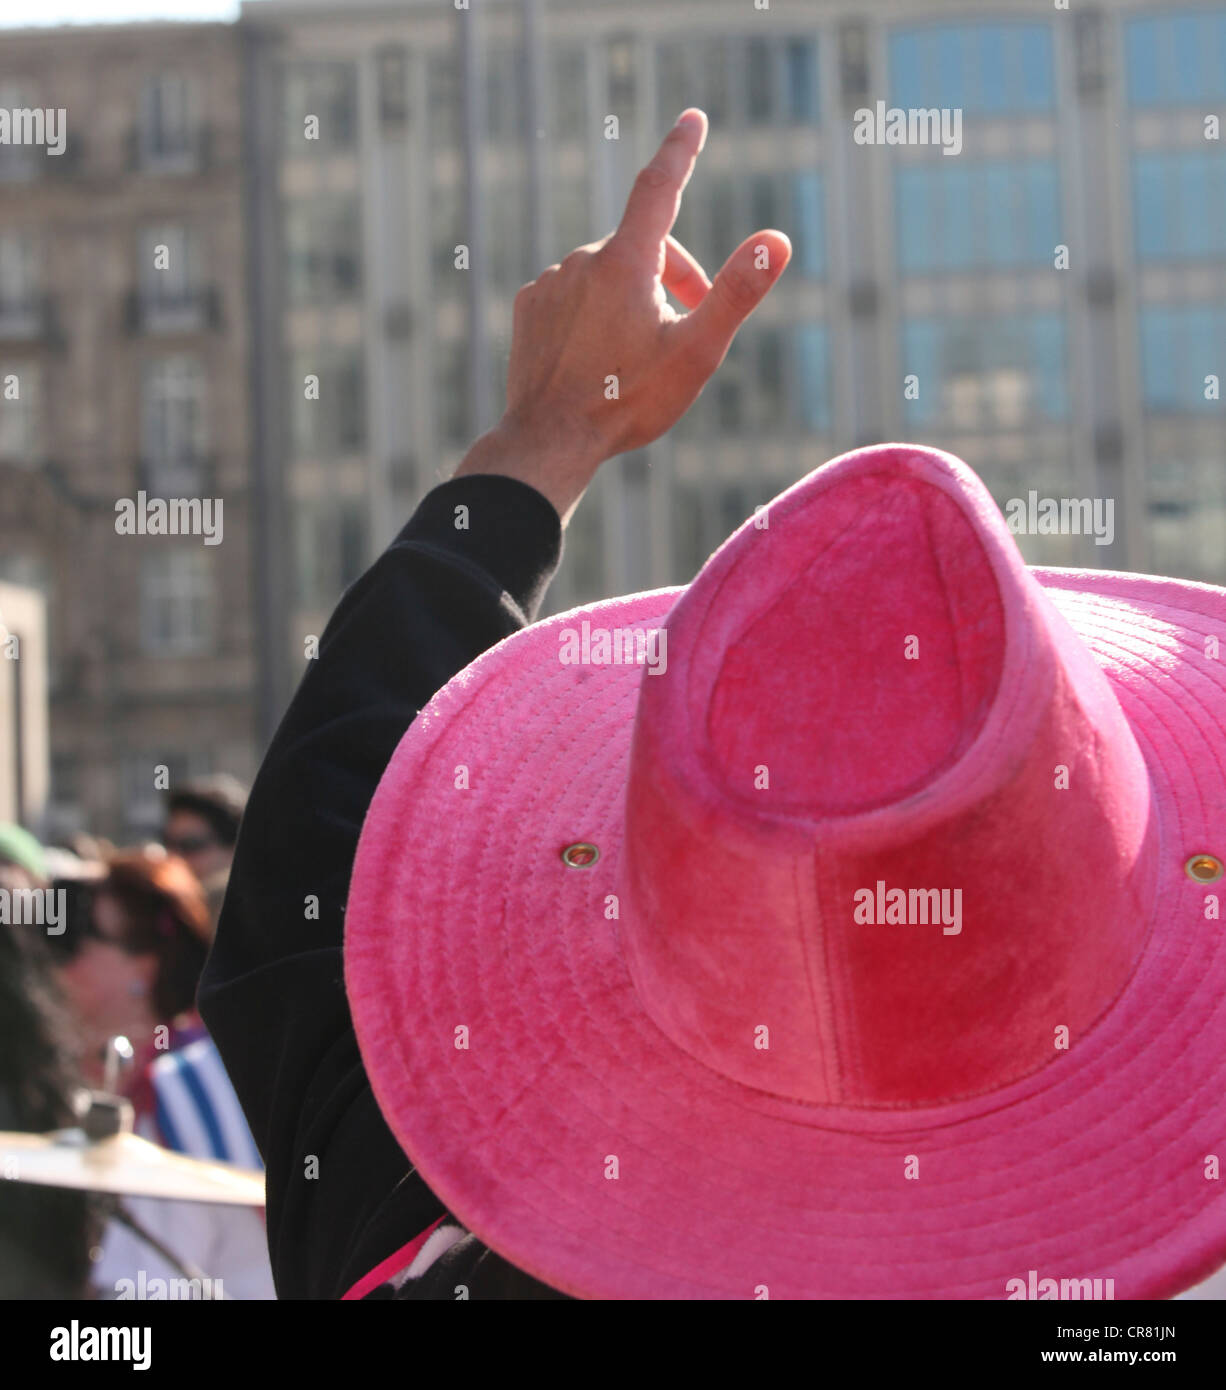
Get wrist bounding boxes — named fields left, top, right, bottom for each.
left=453, top=416, right=607, bottom=523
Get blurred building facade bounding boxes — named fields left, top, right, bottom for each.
left=240, top=0, right=1226, bottom=733
left=0, top=23, right=258, bottom=841
left=1, top=2, right=1222, bottom=797
left=0, top=581, right=49, bottom=828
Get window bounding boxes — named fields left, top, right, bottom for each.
left=49, top=753, right=83, bottom=835
left=671, top=481, right=705, bottom=581
left=607, top=36, right=636, bottom=110
left=552, top=181, right=591, bottom=261
left=430, top=177, right=464, bottom=292
left=1126, top=11, right=1226, bottom=106
left=139, top=223, right=196, bottom=313
left=1146, top=445, right=1226, bottom=584
left=656, top=41, right=688, bottom=127
left=284, top=199, right=362, bottom=304
left=141, top=356, right=206, bottom=492
left=552, top=47, right=587, bottom=141
left=1133, top=153, right=1226, bottom=262
left=427, top=46, right=461, bottom=148
left=563, top=488, right=605, bottom=601
left=715, top=297, right=795, bottom=442
left=1139, top=305, right=1226, bottom=412
left=670, top=481, right=776, bottom=586
left=0, top=82, right=38, bottom=181
left=488, top=183, right=529, bottom=293
left=140, top=551, right=213, bottom=655
left=753, top=327, right=785, bottom=430
left=707, top=174, right=734, bottom=265
left=282, top=62, right=358, bottom=151
left=895, top=160, right=1061, bottom=273
left=139, top=73, right=197, bottom=168
left=701, top=38, right=731, bottom=125
left=0, top=232, right=37, bottom=306
left=0, top=361, right=41, bottom=463
left=293, top=497, right=368, bottom=610
left=785, top=38, right=819, bottom=123
left=484, top=41, right=526, bottom=144
left=654, top=38, right=729, bottom=129
left=791, top=172, right=825, bottom=278
left=709, top=334, right=745, bottom=433
left=436, top=338, right=468, bottom=445
left=901, top=313, right=1068, bottom=427
left=721, top=485, right=757, bottom=541
left=750, top=171, right=779, bottom=233
left=705, top=327, right=787, bottom=435
left=289, top=347, right=366, bottom=456
left=0, top=232, right=39, bottom=335
left=945, top=367, right=1030, bottom=431
left=792, top=323, right=831, bottom=433
left=378, top=46, right=408, bottom=129
left=889, top=23, right=1055, bottom=113
left=745, top=37, right=775, bottom=124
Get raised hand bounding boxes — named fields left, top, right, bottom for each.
left=456, top=108, right=792, bottom=521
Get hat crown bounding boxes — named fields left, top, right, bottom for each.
left=617, top=445, right=1156, bottom=1107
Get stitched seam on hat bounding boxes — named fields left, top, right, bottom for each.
left=827, top=847, right=867, bottom=1102
left=919, top=492, right=969, bottom=743
left=798, top=847, right=846, bottom=1103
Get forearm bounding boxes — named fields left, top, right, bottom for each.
left=203, top=470, right=561, bottom=997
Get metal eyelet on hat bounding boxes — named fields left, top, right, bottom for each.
left=561, top=842, right=600, bottom=868
left=1185, top=854, right=1224, bottom=884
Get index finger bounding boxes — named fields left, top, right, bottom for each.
left=611, top=108, right=708, bottom=263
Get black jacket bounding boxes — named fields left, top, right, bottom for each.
left=198, top=474, right=570, bottom=1299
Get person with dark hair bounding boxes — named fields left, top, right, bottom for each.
left=163, top=775, right=247, bottom=886
left=56, top=845, right=274, bottom=1299
left=0, top=838, right=103, bottom=1299
left=58, top=848, right=212, bottom=1086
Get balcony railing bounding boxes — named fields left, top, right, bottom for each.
left=124, top=286, right=222, bottom=335
left=0, top=138, right=84, bottom=180
left=125, top=125, right=213, bottom=176
left=136, top=452, right=216, bottom=498
left=0, top=294, right=60, bottom=343
left=0, top=147, right=40, bottom=182
left=44, top=138, right=84, bottom=179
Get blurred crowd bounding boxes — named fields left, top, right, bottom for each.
left=7, top=775, right=1225, bottom=1303
left=0, top=776, right=274, bottom=1300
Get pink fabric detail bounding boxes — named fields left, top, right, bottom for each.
left=345, top=442, right=1226, bottom=1300
left=340, top=1216, right=446, bottom=1301
left=618, top=446, right=1155, bottom=1104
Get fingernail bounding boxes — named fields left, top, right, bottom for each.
left=676, top=110, right=706, bottom=148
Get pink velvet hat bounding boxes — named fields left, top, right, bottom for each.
left=345, top=442, right=1226, bottom=1299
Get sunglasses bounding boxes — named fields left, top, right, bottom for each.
left=162, top=834, right=219, bottom=857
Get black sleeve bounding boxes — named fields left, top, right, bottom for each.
left=197, top=473, right=563, bottom=1299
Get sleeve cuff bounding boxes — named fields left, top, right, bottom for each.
left=395, top=473, right=564, bottom=621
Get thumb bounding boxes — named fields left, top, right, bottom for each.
left=678, top=230, right=791, bottom=368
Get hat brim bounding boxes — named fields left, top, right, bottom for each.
left=346, top=566, right=1226, bottom=1299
